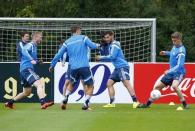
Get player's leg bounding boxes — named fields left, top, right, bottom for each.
left=5, top=70, right=32, bottom=109
left=120, top=67, right=139, bottom=108
left=79, top=67, right=94, bottom=110
left=138, top=74, right=167, bottom=108
left=27, top=69, right=53, bottom=109
left=5, top=87, right=32, bottom=109
left=61, top=80, right=73, bottom=110
left=172, top=74, right=188, bottom=109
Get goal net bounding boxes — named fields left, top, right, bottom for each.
left=0, top=18, right=156, bottom=62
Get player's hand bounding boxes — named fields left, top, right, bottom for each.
left=95, top=55, right=101, bottom=61
left=49, top=66, right=54, bottom=72
left=164, top=70, right=169, bottom=75
left=31, top=60, right=37, bottom=65
left=159, top=51, right=166, bottom=56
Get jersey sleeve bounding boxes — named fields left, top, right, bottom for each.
left=50, top=43, right=67, bottom=67
left=164, top=51, right=171, bottom=56
left=84, top=36, right=97, bottom=49
left=100, top=44, right=119, bottom=61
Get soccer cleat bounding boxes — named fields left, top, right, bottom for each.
left=61, top=104, right=66, bottom=110
left=102, top=104, right=115, bottom=108
left=4, top=102, right=14, bottom=109
left=132, top=102, right=140, bottom=109
left=137, top=103, right=149, bottom=108
left=82, top=106, right=92, bottom=111
left=41, top=101, right=54, bottom=109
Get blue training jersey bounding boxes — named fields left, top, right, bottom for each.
left=100, top=40, right=129, bottom=68
left=19, top=41, right=38, bottom=72
left=16, top=41, right=28, bottom=61
left=99, top=43, right=110, bottom=62
left=50, top=34, right=97, bottom=69
left=164, top=44, right=186, bottom=74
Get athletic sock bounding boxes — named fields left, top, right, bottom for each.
left=181, top=100, right=187, bottom=107
left=131, top=95, right=137, bottom=102
left=40, top=98, right=46, bottom=105
left=146, top=99, right=153, bottom=107
left=84, top=95, right=91, bottom=107
left=110, top=96, right=115, bottom=104
left=9, top=99, right=15, bottom=104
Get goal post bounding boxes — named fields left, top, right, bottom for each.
left=0, top=18, right=156, bottom=62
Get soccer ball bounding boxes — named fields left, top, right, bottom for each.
left=150, top=89, right=161, bottom=100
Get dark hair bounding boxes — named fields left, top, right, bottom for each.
left=20, top=31, right=29, bottom=37
left=71, top=26, right=81, bottom=33
left=104, top=30, right=114, bottom=36
left=171, top=32, right=182, bottom=40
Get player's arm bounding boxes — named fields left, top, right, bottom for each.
left=98, top=45, right=119, bottom=61
left=61, top=52, right=67, bottom=66
left=84, top=36, right=99, bottom=49
left=167, top=52, right=185, bottom=74
left=159, top=51, right=170, bottom=56
left=49, top=43, right=67, bottom=71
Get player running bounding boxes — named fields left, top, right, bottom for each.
left=138, top=32, right=189, bottom=109
left=96, top=31, right=139, bottom=108
left=5, top=32, right=54, bottom=109
left=49, top=26, right=98, bottom=110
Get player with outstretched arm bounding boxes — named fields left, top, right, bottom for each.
left=96, top=31, right=139, bottom=108
left=49, top=26, right=98, bottom=110
left=138, top=32, right=189, bottom=109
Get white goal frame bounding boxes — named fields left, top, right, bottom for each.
left=0, top=17, right=156, bottom=62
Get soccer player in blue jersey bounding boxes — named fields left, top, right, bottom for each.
left=96, top=31, right=139, bottom=108
left=16, top=32, right=30, bottom=61
left=99, top=32, right=110, bottom=62
left=138, top=32, right=189, bottom=109
left=5, top=32, right=54, bottom=109
left=49, top=26, right=98, bottom=110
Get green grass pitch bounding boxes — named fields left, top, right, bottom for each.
left=0, top=103, right=195, bottom=131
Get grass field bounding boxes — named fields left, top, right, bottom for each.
left=0, top=103, right=195, bottom=131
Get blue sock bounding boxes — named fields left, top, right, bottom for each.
left=40, top=98, right=45, bottom=105
left=182, top=100, right=187, bottom=107
left=146, top=100, right=153, bottom=107
left=131, top=95, right=137, bottom=102
left=110, top=97, right=115, bottom=104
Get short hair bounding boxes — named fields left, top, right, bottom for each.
left=171, top=32, right=182, bottom=40
left=104, top=30, right=114, bottom=36
left=71, top=26, right=81, bottom=33
left=32, top=31, right=42, bottom=38
left=20, top=31, right=29, bottom=37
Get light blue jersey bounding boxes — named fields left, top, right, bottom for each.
left=19, top=41, right=38, bottom=72
left=100, top=40, right=129, bottom=68
left=165, top=44, right=186, bottom=74
left=50, top=34, right=97, bottom=69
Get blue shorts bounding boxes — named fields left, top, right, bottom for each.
left=70, top=67, right=94, bottom=86
left=65, top=65, right=71, bottom=80
left=110, top=67, right=130, bottom=82
left=161, top=73, right=184, bottom=86
left=20, top=68, right=40, bottom=88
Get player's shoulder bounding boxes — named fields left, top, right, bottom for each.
left=24, top=42, right=33, bottom=49
left=179, top=44, right=186, bottom=52
left=111, top=40, right=121, bottom=48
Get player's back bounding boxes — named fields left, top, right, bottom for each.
left=65, top=35, right=95, bottom=69
left=110, top=41, right=129, bottom=68
left=169, top=44, right=186, bottom=74
left=20, top=42, right=37, bottom=72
